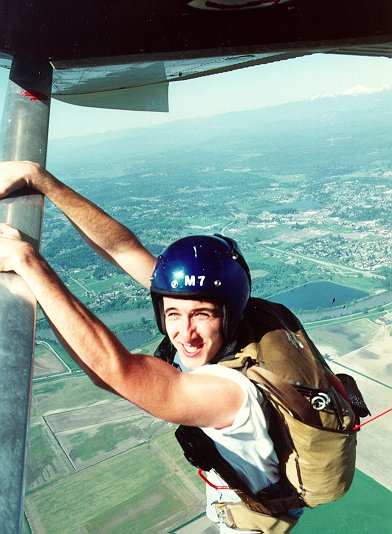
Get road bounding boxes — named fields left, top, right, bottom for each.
left=263, top=245, right=385, bottom=279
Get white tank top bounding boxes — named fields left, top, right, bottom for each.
left=191, top=364, right=280, bottom=496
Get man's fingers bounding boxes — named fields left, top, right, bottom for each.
left=0, top=223, right=22, bottom=238
left=0, top=161, right=32, bottom=198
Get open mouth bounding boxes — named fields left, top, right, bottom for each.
left=180, top=343, right=204, bottom=357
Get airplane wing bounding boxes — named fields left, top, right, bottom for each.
left=1, top=1, right=392, bottom=112
left=49, top=52, right=307, bottom=111
left=1, top=46, right=392, bottom=112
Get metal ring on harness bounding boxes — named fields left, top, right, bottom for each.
left=311, top=393, right=331, bottom=411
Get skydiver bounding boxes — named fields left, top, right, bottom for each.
left=0, top=161, right=304, bottom=533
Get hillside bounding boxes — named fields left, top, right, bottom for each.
left=47, top=90, right=392, bottom=178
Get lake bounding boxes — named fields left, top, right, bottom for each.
left=269, top=281, right=369, bottom=312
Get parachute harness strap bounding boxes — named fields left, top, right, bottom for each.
left=197, top=469, right=230, bottom=490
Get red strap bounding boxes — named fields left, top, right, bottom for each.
left=197, top=469, right=230, bottom=490
left=352, top=408, right=392, bottom=431
left=326, top=370, right=350, bottom=401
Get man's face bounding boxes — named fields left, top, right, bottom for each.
left=163, top=297, right=224, bottom=370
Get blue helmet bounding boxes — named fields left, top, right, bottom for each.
left=150, top=234, right=251, bottom=342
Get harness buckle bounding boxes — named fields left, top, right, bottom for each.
left=215, top=503, right=236, bottom=528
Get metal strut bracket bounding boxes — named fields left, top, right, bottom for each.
left=0, top=57, right=52, bottom=534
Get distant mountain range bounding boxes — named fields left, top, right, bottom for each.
left=47, top=90, right=392, bottom=179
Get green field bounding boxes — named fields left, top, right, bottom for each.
left=61, top=414, right=169, bottom=469
left=296, top=470, right=392, bottom=533
left=32, top=375, right=117, bottom=414
left=24, top=432, right=205, bottom=534
left=308, top=317, right=382, bottom=356
left=250, top=268, right=269, bottom=279
left=25, top=372, right=207, bottom=532
left=25, top=423, right=71, bottom=489
left=35, top=338, right=82, bottom=372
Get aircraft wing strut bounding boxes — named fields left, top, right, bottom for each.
left=0, top=57, right=52, bottom=534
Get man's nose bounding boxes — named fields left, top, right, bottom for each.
left=180, top=317, right=197, bottom=342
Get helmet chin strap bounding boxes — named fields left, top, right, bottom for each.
left=209, top=308, right=244, bottom=364
left=158, top=297, right=167, bottom=335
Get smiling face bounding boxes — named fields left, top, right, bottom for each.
left=163, top=297, right=224, bottom=370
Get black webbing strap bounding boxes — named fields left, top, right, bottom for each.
left=175, top=425, right=304, bottom=516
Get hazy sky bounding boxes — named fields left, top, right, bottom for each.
left=0, top=53, right=391, bottom=140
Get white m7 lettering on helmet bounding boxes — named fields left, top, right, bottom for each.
left=184, top=275, right=206, bottom=287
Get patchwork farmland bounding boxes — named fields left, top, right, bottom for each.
left=24, top=372, right=206, bottom=533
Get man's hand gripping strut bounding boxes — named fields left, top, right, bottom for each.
left=0, top=223, right=33, bottom=274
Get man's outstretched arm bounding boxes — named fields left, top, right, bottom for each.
left=0, top=224, right=243, bottom=429
left=0, top=161, right=156, bottom=288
